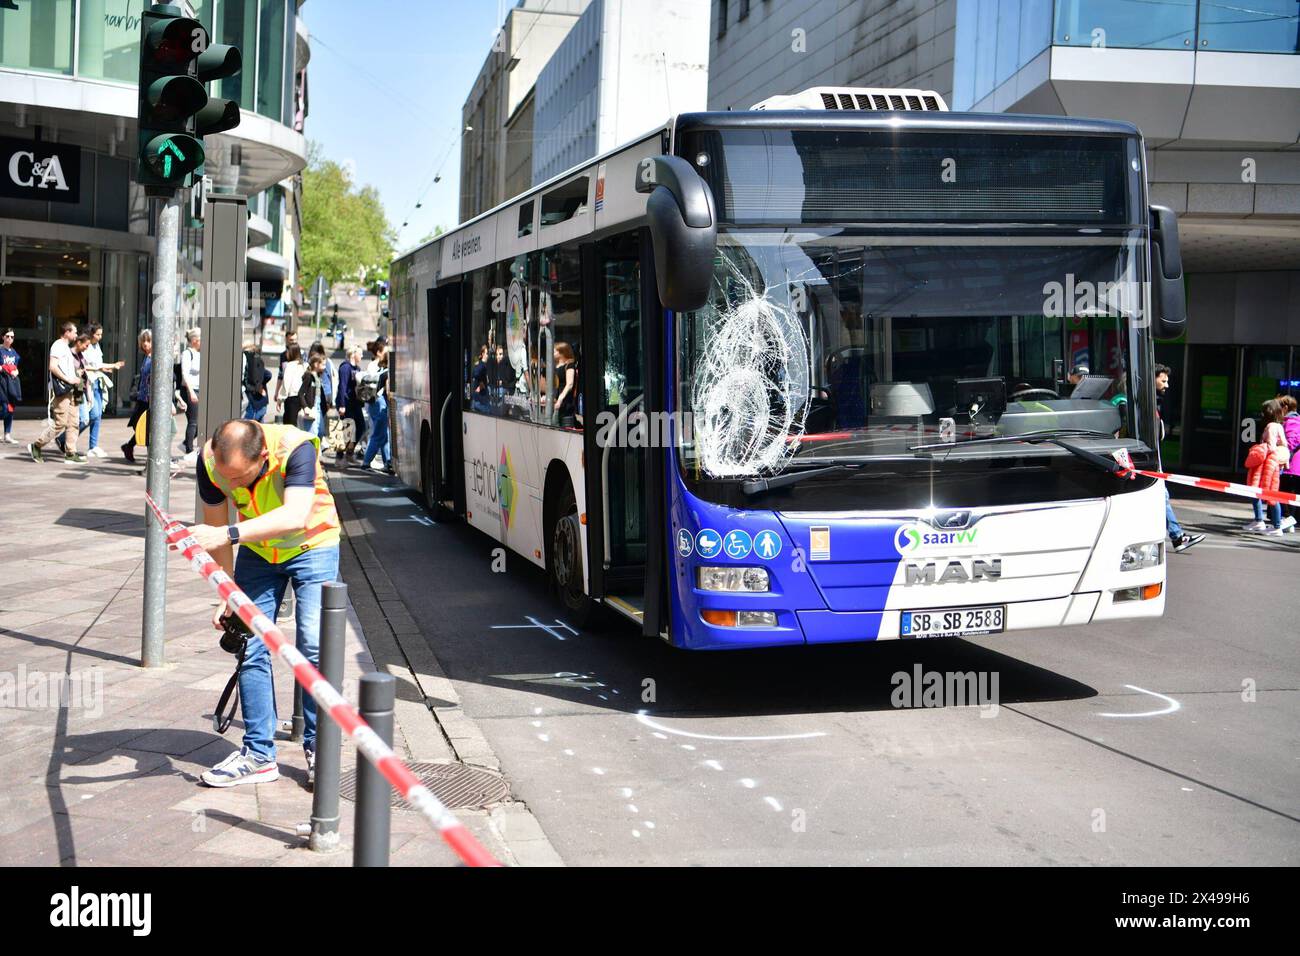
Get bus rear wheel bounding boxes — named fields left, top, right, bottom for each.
left=549, top=490, right=595, bottom=626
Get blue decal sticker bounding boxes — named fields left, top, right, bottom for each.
left=695, top=528, right=723, bottom=559
left=677, top=527, right=694, bottom=557
left=753, top=530, right=782, bottom=560
left=723, top=530, right=753, bottom=559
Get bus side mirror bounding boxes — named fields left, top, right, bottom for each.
left=636, top=155, right=717, bottom=313
left=1149, top=205, right=1186, bottom=340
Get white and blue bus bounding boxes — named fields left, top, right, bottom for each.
left=389, top=87, right=1186, bottom=650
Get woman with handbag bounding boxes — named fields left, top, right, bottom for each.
left=1244, top=398, right=1294, bottom=535
left=121, top=329, right=152, bottom=463
left=1279, top=394, right=1300, bottom=524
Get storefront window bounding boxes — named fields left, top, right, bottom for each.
left=219, top=0, right=258, bottom=111
left=77, top=0, right=146, bottom=82
left=0, top=0, right=74, bottom=74
left=257, top=0, right=287, bottom=123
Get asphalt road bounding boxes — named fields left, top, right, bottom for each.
left=339, top=473, right=1300, bottom=865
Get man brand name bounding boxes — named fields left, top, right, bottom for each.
left=904, top=558, right=1002, bottom=586
left=451, top=235, right=482, bottom=259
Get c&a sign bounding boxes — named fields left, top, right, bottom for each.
left=0, top=137, right=81, bottom=204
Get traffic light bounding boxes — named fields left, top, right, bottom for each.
left=136, top=3, right=242, bottom=193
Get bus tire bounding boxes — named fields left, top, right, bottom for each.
left=549, top=487, right=595, bottom=627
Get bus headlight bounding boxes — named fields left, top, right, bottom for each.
left=696, top=566, right=770, bottom=592
left=1119, top=541, right=1163, bottom=572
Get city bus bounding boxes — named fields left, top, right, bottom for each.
left=388, top=87, right=1186, bottom=650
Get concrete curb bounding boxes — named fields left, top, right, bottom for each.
left=330, top=469, right=564, bottom=867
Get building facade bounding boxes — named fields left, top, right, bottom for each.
left=707, top=0, right=1300, bottom=475
left=0, top=0, right=310, bottom=410
left=460, top=0, right=591, bottom=223
left=530, top=0, right=711, bottom=186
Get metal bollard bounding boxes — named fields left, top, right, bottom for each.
left=309, top=581, right=347, bottom=852
left=353, top=672, right=395, bottom=867
left=289, top=684, right=305, bottom=742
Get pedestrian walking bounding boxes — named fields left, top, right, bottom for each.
left=1244, top=398, right=1294, bottom=535
left=311, top=341, right=336, bottom=444
left=276, top=344, right=305, bottom=426
left=80, top=324, right=124, bottom=458
left=186, top=418, right=341, bottom=787
left=2, top=328, right=22, bottom=443
left=179, top=328, right=202, bottom=454
left=296, top=353, right=326, bottom=432
left=336, top=345, right=365, bottom=461
left=1280, top=394, right=1300, bottom=523
left=29, top=321, right=86, bottom=463
left=121, top=329, right=152, bottom=463
left=1154, top=364, right=1203, bottom=553
left=359, top=342, right=392, bottom=473
left=243, top=344, right=271, bottom=422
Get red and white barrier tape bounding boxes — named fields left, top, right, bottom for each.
left=1111, top=449, right=1299, bottom=507
left=144, top=493, right=501, bottom=868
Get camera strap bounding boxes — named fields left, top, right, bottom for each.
left=213, top=638, right=246, bottom=735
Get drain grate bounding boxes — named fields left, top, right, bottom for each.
left=339, top=761, right=508, bottom=811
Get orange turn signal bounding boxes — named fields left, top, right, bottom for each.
left=1142, top=583, right=1162, bottom=600
left=701, top=609, right=737, bottom=627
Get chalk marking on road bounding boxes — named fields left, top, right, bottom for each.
left=387, top=513, right=434, bottom=526
left=490, top=617, right=578, bottom=641
left=537, top=733, right=550, bottom=742
left=631, top=829, right=641, bottom=838
left=1098, top=685, right=1181, bottom=718
left=563, top=749, right=574, bottom=756
left=702, top=759, right=723, bottom=771
left=530, top=720, right=542, bottom=727
left=592, top=767, right=606, bottom=775
left=627, top=804, right=638, bottom=813
left=739, top=778, right=757, bottom=789
left=637, top=710, right=828, bottom=742
left=764, top=796, right=783, bottom=812
left=680, top=744, right=696, bottom=751
left=620, top=787, right=634, bottom=798
left=644, top=821, right=656, bottom=829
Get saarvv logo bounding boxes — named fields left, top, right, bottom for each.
left=894, top=523, right=979, bottom=554
left=49, top=886, right=151, bottom=936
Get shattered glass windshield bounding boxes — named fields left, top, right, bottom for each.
left=677, top=230, right=1152, bottom=480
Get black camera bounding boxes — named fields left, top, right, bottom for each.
left=218, top=612, right=253, bottom=654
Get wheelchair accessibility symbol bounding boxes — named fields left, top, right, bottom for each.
left=677, top=528, right=694, bottom=557
left=723, top=530, right=752, bottom=559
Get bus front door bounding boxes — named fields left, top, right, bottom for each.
left=426, top=283, right=464, bottom=519
left=584, top=234, right=651, bottom=628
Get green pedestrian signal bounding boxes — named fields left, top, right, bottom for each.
left=135, top=3, right=242, bottom=194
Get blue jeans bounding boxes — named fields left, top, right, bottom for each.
left=362, top=396, right=390, bottom=467
left=233, top=544, right=340, bottom=761
left=1253, top=498, right=1282, bottom=528
left=1165, top=487, right=1183, bottom=541
left=247, top=393, right=267, bottom=422
left=78, top=380, right=105, bottom=450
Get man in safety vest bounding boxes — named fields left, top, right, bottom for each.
left=186, top=418, right=341, bottom=787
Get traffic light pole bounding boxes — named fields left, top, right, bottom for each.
left=142, top=193, right=181, bottom=669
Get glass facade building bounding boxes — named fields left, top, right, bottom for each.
left=0, top=0, right=307, bottom=410
left=955, top=0, right=1300, bottom=110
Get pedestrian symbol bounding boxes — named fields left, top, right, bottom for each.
left=754, top=530, right=781, bottom=560
left=723, top=530, right=752, bottom=559
left=677, top=528, right=694, bottom=557
left=695, top=529, right=722, bottom=559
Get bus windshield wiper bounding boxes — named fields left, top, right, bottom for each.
left=909, top=429, right=1129, bottom=475
left=741, top=456, right=919, bottom=494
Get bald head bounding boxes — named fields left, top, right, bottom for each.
left=212, top=419, right=266, bottom=468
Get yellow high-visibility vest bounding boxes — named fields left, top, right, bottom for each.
left=203, top=422, right=340, bottom=563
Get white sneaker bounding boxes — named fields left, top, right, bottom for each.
left=89, top=446, right=106, bottom=458
left=1280, top=516, right=1297, bottom=533
left=1263, top=525, right=1286, bottom=536
left=1243, top=520, right=1267, bottom=532
left=200, top=749, right=280, bottom=788
left=1, top=434, right=15, bottom=444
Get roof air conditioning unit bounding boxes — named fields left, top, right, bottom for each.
left=750, top=87, right=949, bottom=112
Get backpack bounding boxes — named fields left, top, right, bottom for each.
left=356, top=371, right=380, bottom=404
left=243, top=351, right=266, bottom=395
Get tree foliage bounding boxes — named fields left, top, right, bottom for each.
left=299, top=141, right=396, bottom=295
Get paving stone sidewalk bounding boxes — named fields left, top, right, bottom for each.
left=0, top=418, right=520, bottom=866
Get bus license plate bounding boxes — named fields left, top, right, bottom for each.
left=900, top=605, right=1005, bottom=639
